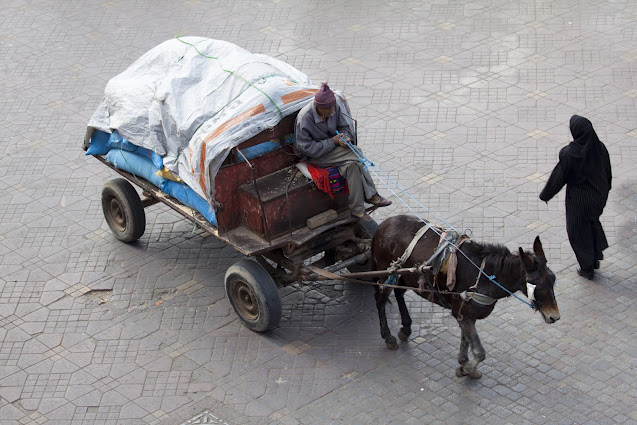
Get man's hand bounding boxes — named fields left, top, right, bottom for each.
left=332, top=134, right=350, bottom=146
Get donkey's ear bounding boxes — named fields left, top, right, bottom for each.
left=533, top=236, right=546, bottom=260
left=519, top=247, right=534, bottom=270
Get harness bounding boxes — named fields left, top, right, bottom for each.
left=386, top=222, right=434, bottom=275
left=459, top=258, right=497, bottom=306
left=385, top=225, right=497, bottom=306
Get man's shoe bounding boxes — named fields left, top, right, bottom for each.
left=594, top=260, right=600, bottom=270
left=577, top=267, right=594, bottom=280
left=352, top=212, right=373, bottom=222
left=367, top=194, right=392, bottom=207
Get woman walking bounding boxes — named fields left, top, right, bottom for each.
left=540, top=115, right=612, bottom=279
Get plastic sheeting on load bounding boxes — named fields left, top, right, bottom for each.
left=85, top=36, right=353, bottom=203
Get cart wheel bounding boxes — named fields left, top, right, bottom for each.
left=225, top=259, right=281, bottom=332
left=101, top=178, right=146, bottom=243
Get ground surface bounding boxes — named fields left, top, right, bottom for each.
left=0, top=1, right=636, bottom=424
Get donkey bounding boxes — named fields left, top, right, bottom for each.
left=371, top=215, right=560, bottom=378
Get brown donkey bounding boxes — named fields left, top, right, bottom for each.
left=371, top=215, right=560, bottom=378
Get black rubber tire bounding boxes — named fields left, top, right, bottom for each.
left=225, top=259, right=281, bottom=332
left=101, top=178, right=146, bottom=243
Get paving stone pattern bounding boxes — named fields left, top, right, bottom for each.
left=1, top=1, right=636, bottom=424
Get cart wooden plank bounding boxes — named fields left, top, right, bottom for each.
left=94, top=155, right=365, bottom=256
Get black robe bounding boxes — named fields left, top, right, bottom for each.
left=540, top=115, right=612, bottom=271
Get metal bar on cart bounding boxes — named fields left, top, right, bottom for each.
left=301, top=261, right=431, bottom=283
left=302, top=266, right=431, bottom=281
left=302, top=264, right=432, bottom=290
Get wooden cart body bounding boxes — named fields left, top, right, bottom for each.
left=93, top=111, right=383, bottom=331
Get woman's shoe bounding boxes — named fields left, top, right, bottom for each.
left=577, top=267, right=594, bottom=280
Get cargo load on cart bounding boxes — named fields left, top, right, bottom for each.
left=85, top=38, right=383, bottom=331
left=84, top=36, right=360, bottom=248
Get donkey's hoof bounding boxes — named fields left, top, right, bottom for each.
left=398, top=330, right=410, bottom=342
left=456, top=367, right=482, bottom=379
left=469, top=370, right=482, bottom=379
left=385, top=337, right=399, bottom=350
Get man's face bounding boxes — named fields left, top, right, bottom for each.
left=316, top=105, right=335, bottom=120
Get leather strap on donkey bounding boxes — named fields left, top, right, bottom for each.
left=386, top=222, right=434, bottom=274
left=384, top=224, right=469, bottom=293
left=383, top=222, right=433, bottom=287
left=428, top=230, right=470, bottom=291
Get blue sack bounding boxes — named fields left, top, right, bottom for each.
left=85, top=130, right=111, bottom=155
left=160, top=180, right=217, bottom=226
left=107, top=131, right=164, bottom=169
left=236, top=134, right=295, bottom=163
left=135, top=146, right=164, bottom=169
left=104, top=149, right=166, bottom=188
left=106, top=131, right=137, bottom=152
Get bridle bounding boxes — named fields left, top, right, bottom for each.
left=461, top=257, right=538, bottom=310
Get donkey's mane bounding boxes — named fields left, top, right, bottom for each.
left=464, top=241, right=523, bottom=279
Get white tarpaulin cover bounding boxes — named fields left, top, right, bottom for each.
left=85, top=36, right=332, bottom=201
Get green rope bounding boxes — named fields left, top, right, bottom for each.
left=175, top=36, right=283, bottom=118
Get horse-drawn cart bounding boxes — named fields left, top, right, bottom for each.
left=86, top=38, right=562, bottom=379
left=90, top=111, right=392, bottom=331
left=84, top=36, right=432, bottom=333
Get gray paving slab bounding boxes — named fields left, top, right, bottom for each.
left=1, top=0, right=636, bottom=424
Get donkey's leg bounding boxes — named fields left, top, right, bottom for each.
left=455, top=319, right=485, bottom=379
left=457, top=331, right=470, bottom=366
left=394, top=288, right=412, bottom=342
left=374, top=286, right=398, bottom=350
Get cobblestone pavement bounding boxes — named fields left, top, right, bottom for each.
left=1, top=1, right=636, bottom=424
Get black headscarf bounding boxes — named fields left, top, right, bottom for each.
left=558, top=115, right=603, bottom=185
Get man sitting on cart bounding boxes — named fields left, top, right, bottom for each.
left=294, top=83, right=391, bottom=222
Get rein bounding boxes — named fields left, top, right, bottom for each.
left=304, top=265, right=463, bottom=296
left=462, top=258, right=497, bottom=306
left=465, top=257, right=535, bottom=308
left=306, top=264, right=499, bottom=306
left=305, top=263, right=529, bottom=309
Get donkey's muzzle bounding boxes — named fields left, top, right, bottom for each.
left=540, top=307, right=560, bottom=324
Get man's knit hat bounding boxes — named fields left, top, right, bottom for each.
left=314, top=82, right=336, bottom=108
